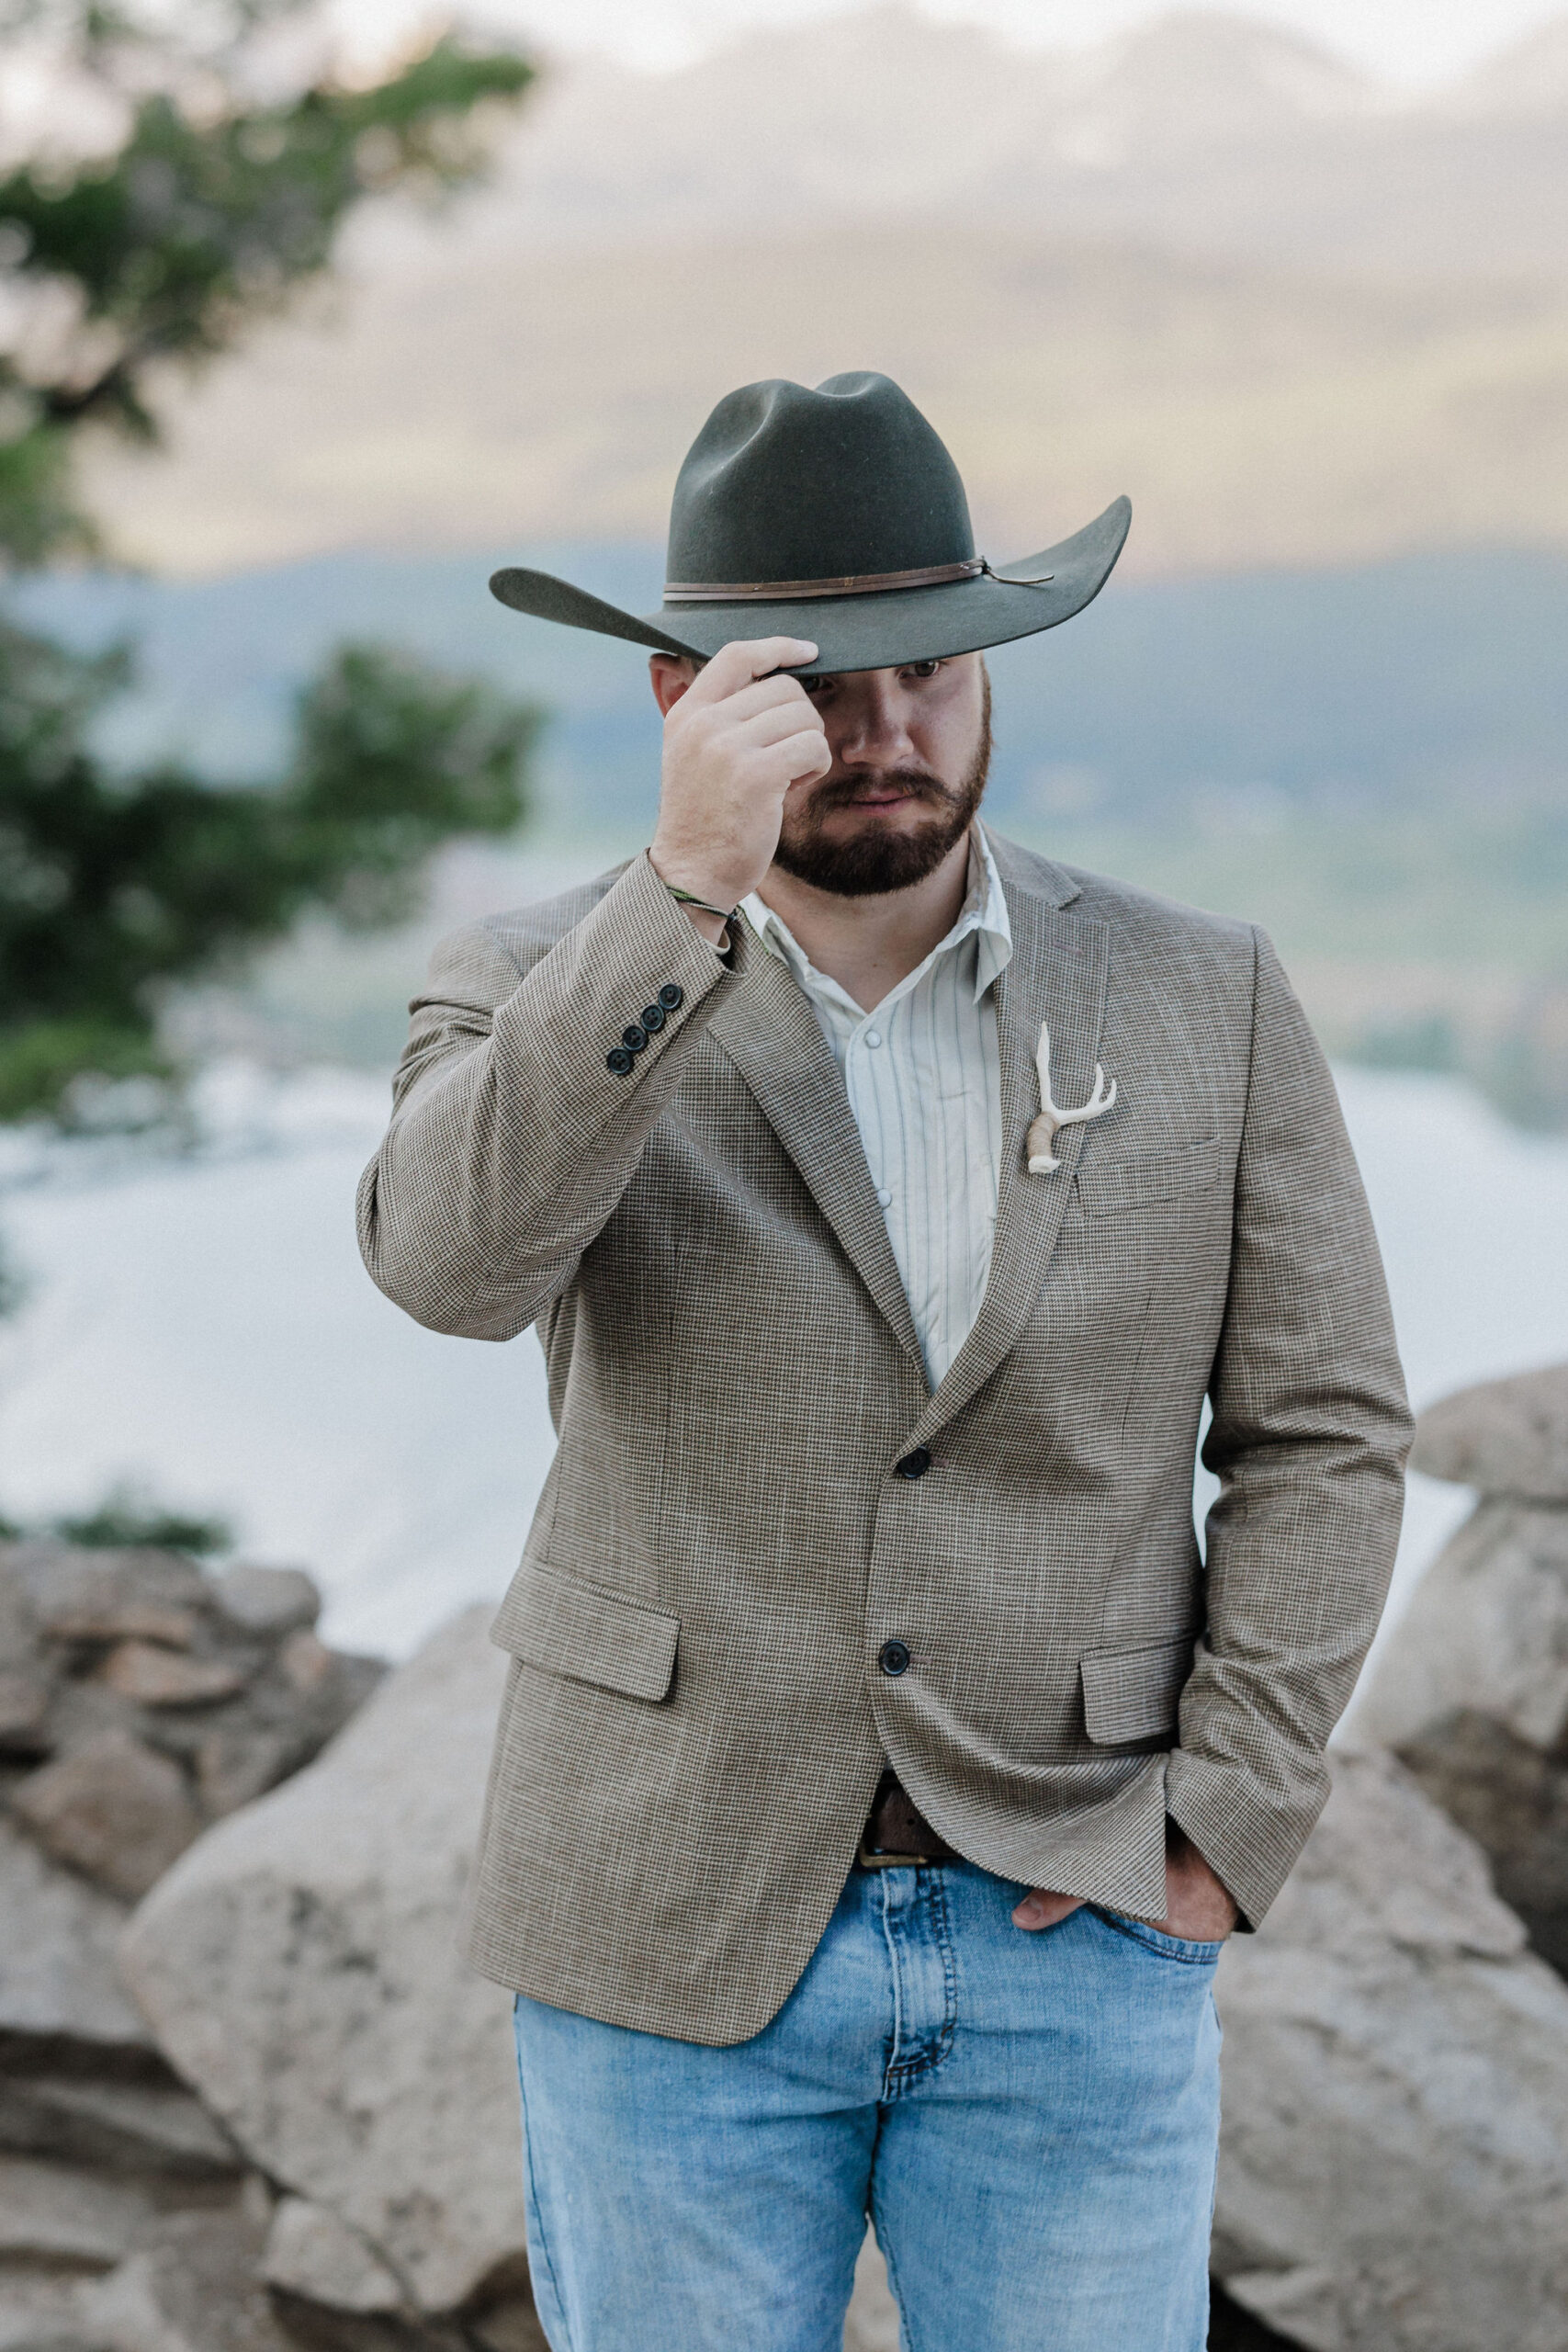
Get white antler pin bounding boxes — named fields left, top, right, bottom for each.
left=1025, top=1022, right=1117, bottom=1173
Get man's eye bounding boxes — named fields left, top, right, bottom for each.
left=905, top=660, right=942, bottom=680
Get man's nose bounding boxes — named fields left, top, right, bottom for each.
left=833, top=679, right=915, bottom=765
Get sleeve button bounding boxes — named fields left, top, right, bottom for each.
left=657, top=984, right=683, bottom=1011
left=641, top=1003, right=666, bottom=1033
left=622, top=1023, right=649, bottom=1052
left=606, top=1046, right=635, bottom=1076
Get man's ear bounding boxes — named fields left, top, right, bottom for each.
left=649, top=655, right=696, bottom=717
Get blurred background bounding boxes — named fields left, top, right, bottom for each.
left=1, top=0, right=1565, bottom=1663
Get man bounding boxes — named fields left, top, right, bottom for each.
left=358, top=372, right=1411, bottom=2351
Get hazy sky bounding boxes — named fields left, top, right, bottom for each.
left=347, top=0, right=1562, bottom=88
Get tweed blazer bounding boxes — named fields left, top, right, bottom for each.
left=357, top=831, right=1412, bottom=2046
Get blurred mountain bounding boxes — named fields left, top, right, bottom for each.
left=78, top=6, right=1568, bottom=578
left=403, top=5, right=1568, bottom=277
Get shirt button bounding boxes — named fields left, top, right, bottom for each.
left=864, top=1030, right=882, bottom=1048
left=895, top=1447, right=932, bottom=1480
left=877, top=1639, right=911, bottom=1678
left=657, top=984, right=683, bottom=1011
left=875, top=1187, right=892, bottom=1207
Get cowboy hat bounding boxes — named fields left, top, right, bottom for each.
left=490, top=371, right=1129, bottom=674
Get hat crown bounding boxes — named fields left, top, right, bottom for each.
left=666, top=372, right=975, bottom=589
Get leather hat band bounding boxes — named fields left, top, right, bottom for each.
left=663, top=556, right=986, bottom=603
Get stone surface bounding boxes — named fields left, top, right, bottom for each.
left=1398, top=1710, right=1568, bottom=1976
left=212, top=1568, right=320, bottom=1639
left=11, top=1731, right=202, bottom=1901
left=122, top=1609, right=523, bottom=2317
left=262, top=2202, right=402, bottom=2315
left=0, top=2154, right=157, bottom=2270
left=1213, top=1746, right=1568, bottom=2352
left=1355, top=1498, right=1568, bottom=1752
left=0, top=1671, right=52, bottom=1756
left=0, top=2072, right=241, bottom=2177
left=82, top=2206, right=295, bottom=2352
left=0, top=1815, right=152, bottom=2064
left=1412, top=1361, right=1568, bottom=1502
left=97, top=1645, right=245, bottom=1709
left=842, top=2233, right=899, bottom=2352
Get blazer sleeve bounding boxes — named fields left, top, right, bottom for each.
left=1164, top=926, right=1414, bottom=1928
left=355, top=852, right=748, bottom=1340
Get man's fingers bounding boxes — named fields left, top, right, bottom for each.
left=682, top=637, right=818, bottom=706
left=1012, top=1889, right=1085, bottom=1932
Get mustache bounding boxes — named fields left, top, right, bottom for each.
left=805, top=768, right=960, bottom=814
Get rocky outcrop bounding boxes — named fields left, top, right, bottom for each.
left=1213, top=1746, right=1568, bottom=2352
left=1358, top=1360, right=1568, bottom=1967
left=121, top=1606, right=535, bottom=2335
left=0, top=1538, right=404, bottom=2352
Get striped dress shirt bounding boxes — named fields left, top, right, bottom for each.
left=742, top=826, right=1013, bottom=1388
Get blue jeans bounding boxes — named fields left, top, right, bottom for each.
left=513, top=1860, right=1222, bottom=2352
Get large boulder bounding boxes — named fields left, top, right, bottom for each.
left=1411, top=1362, right=1568, bottom=1503
left=0, top=1812, right=152, bottom=2065
left=121, top=1607, right=524, bottom=2324
left=1213, top=1747, right=1568, bottom=2352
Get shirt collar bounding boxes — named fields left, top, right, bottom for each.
left=743, top=823, right=1012, bottom=1010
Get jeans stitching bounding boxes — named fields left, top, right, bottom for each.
left=876, top=1873, right=907, bottom=2099
left=513, top=2001, right=575, bottom=2352
left=1089, top=1905, right=1223, bottom=1963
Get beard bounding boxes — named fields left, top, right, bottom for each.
left=772, top=671, right=993, bottom=899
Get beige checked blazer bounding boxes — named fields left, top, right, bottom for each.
left=357, top=831, right=1411, bottom=2046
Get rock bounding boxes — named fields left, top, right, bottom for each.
left=81, top=2207, right=296, bottom=2352
left=214, top=1569, right=320, bottom=1640
left=0, top=1671, right=52, bottom=1757
left=11, top=1732, right=202, bottom=1901
left=0, top=1815, right=152, bottom=2065
left=1213, top=1747, right=1568, bottom=2352
left=122, top=1609, right=522, bottom=2319
left=6, top=1544, right=208, bottom=1648
left=0, top=2154, right=157, bottom=2271
left=276, top=1634, right=335, bottom=1695
left=1397, top=1711, right=1568, bottom=1977
left=0, top=2073, right=241, bottom=2178
left=1357, top=1498, right=1568, bottom=1752
left=1412, top=1361, right=1568, bottom=1502
left=262, top=2203, right=402, bottom=2315
left=97, top=1645, right=245, bottom=1709
left=843, top=2233, right=899, bottom=2352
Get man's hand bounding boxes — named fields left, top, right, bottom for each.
left=649, top=638, right=831, bottom=912
left=1012, top=1824, right=1238, bottom=1939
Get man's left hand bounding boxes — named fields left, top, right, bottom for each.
left=1012, top=1825, right=1238, bottom=1939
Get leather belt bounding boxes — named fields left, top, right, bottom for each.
left=857, top=1770, right=960, bottom=1869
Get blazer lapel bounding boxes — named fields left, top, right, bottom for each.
left=905, top=874, right=1111, bottom=1450
left=708, top=942, right=928, bottom=1375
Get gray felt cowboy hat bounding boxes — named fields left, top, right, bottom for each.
left=490, top=371, right=1131, bottom=674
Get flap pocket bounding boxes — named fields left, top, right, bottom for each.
left=490, top=1559, right=679, bottom=1702
left=1076, top=1136, right=1223, bottom=1210
left=1080, top=1634, right=1195, bottom=1746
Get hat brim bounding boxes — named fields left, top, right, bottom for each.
left=490, top=496, right=1131, bottom=673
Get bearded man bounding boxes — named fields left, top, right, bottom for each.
left=358, top=372, right=1412, bottom=2352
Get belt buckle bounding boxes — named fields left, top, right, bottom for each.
left=857, top=1835, right=935, bottom=1870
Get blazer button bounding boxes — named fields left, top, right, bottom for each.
left=895, top=1447, right=932, bottom=1480
left=658, top=983, right=683, bottom=1010
left=622, top=1023, right=649, bottom=1052
left=641, top=1002, right=666, bottom=1033
left=877, top=1640, right=911, bottom=1678
left=606, top=1047, right=635, bottom=1076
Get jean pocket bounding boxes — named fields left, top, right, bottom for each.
left=1089, top=1906, right=1224, bottom=1964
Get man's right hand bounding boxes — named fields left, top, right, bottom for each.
left=649, top=638, right=831, bottom=912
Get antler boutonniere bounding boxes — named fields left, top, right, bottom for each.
left=1026, top=1022, right=1117, bottom=1173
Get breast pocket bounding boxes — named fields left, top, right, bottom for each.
left=1080, top=1634, right=1196, bottom=1746
left=490, top=1558, right=680, bottom=1702
left=1074, top=1136, right=1224, bottom=1213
